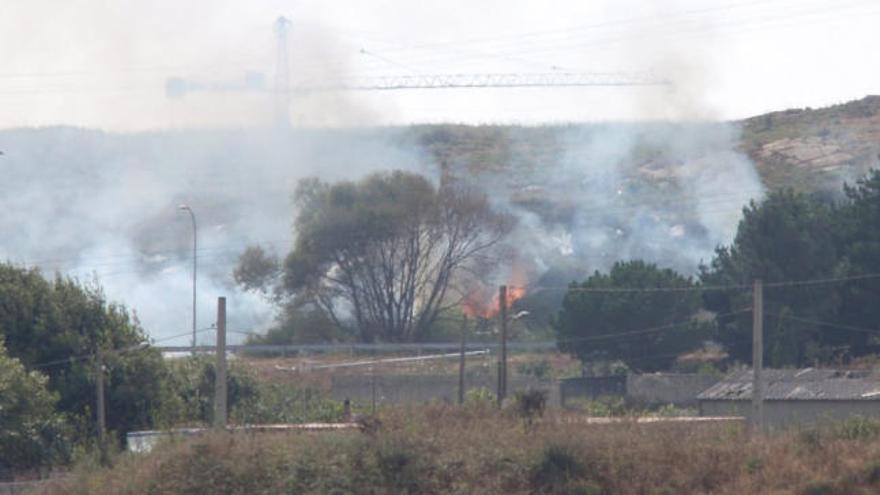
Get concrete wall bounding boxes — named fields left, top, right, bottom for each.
left=330, top=374, right=559, bottom=406
left=559, top=374, right=720, bottom=408
left=559, top=376, right=626, bottom=407
left=700, top=400, right=880, bottom=429
left=627, top=374, right=720, bottom=407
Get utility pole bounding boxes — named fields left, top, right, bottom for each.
left=458, top=315, right=468, bottom=405
left=751, top=279, right=764, bottom=434
left=498, top=285, right=508, bottom=407
left=178, top=204, right=197, bottom=355
left=95, top=349, right=107, bottom=463
left=214, top=297, right=227, bottom=430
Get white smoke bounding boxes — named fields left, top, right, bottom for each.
left=0, top=126, right=431, bottom=344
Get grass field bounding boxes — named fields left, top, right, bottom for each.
left=33, top=403, right=880, bottom=495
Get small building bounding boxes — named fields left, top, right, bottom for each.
left=698, top=368, right=880, bottom=428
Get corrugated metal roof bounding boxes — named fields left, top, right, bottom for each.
left=697, top=368, right=880, bottom=401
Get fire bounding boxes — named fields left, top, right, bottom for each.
left=461, top=260, right=529, bottom=319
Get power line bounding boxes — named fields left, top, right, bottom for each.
left=521, top=272, right=880, bottom=295
left=28, top=327, right=216, bottom=370
left=767, top=312, right=880, bottom=336
left=555, top=309, right=749, bottom=345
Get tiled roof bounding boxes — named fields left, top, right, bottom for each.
left=697, top=368, right=880, bottom=401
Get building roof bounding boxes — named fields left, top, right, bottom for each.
left=697, top=368, right=880, bottom=401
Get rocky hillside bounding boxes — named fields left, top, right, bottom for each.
left=742, top=95, right=880, bottom=193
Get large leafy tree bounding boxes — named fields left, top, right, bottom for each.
left=836, top=170, right=880, bottom=346
left=0, top=264, right=171, bottom=438
left=555, top=261, right=711, bottom=372
left=700, top=189, right=845, bottom=366
left=237, top=171, right=512, bottom=342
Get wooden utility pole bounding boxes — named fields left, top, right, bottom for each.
left=96, top=350, right=106, bottom=443
left=214, top=297, right=228, bottom=430
left=751, top=279, right=764, bottom=434
left=95, top=349, right=108, bottom=465
left=458, top=315, right=468, bottom=405
left=498, top=285, right=508, bottom=407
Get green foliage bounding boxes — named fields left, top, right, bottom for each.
left=0, top=339, right=71, bottom=473
left=465, top=387, right=496, bottom=408
left=516, top=359, right=552, bottom=379
left=163, top=356, right=260, bottom=426
left=834, top=416, right=880, bottom=441
left=566, top=396, right=628, bottom=417
left=701, top=189, right=843, bottom=367
left=0, top=265, right=167, bottom=440
left=232, top=382, right=346, bottom=424
left=555, top=261, right=712, bottom=372
left=161, top=356, right=346, bottom=426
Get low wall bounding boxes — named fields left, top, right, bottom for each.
left=559, top=376, right=626, bottom=407
left=627, top=373, right=720, bottom=407
left=559, top=373, right=721, bottom=408
left=701, top=399, right=880, bottom=429
left=330, top=374, right=559, bottom=406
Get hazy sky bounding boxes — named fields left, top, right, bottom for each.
left=2, top=0, right=879, bottom=129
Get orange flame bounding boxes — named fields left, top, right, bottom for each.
left=461, top=259, right=529, bottom=318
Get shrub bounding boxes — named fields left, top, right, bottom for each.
left=516, top=359, right=552, bottom=379
left=531, top=444, right=584, bottom=491
left=513, top=389, right=548, bottom=430
left=835, top=416, right=880, bottom=441
left=375, top=439, right=424, bottom=494
left=801, top=480, right=837, bottom=495
left=465, top=387, right=495, bottom=408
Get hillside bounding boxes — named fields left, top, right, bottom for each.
left=405, top=95, right=880, bottom=195
left=742, top=95, right=880, bottom=192
left=0, top=96, right=875, bottom=342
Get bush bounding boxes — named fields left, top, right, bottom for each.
left=465, top=387, right=495, bottom=408
left=835, top=416, right=880, bottom=441
left=801, top=480, right=837, bottom=495
left=513, top=389, right=548, bottom=429
left=517, top=359, right=552, bottom=379
left=567, top=396, right=629, bottom=417
left=531, top=444, right=585, bottom=491
left=0, top=339, right=71, bottom=474
left=375, top=439, right=425, bottom=494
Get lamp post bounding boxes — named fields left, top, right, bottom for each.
left=178, top=204, right=197, bottom=354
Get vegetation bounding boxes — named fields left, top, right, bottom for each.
left=555, top=261, right=713, bottom=372
left=236, top=170, right=512, bottom=343
left=0, top=265, right=170, bottom=441
left=555, top=170, right=880, bottom=369
left=0, top=339, right=70, bottom=473
left=31, top=406, right=880, bottom=495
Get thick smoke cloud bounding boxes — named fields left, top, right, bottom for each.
left=0, top=122, right=763, bottom=344
left=471, top=121, right=764, bottom=290
left=0, top=126, right=430, bottom=344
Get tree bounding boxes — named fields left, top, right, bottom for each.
left=835, top=170, right=880, bottom=350
left=555, top=261, right=712, bottom=372
left=238, top=171, right=512, bottom=342
left=0, top=338, right=70, bottom=473
left=700, top=189, right=845, bottom=366
left=0, top=264, right=169, bottom=439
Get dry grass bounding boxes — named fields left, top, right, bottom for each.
left=33, top=405, right=880, bottom=495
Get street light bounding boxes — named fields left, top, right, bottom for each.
left=178, top=204, right=197, bottom=354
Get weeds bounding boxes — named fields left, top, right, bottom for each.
left=30, top=404, right=880, bottom=495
